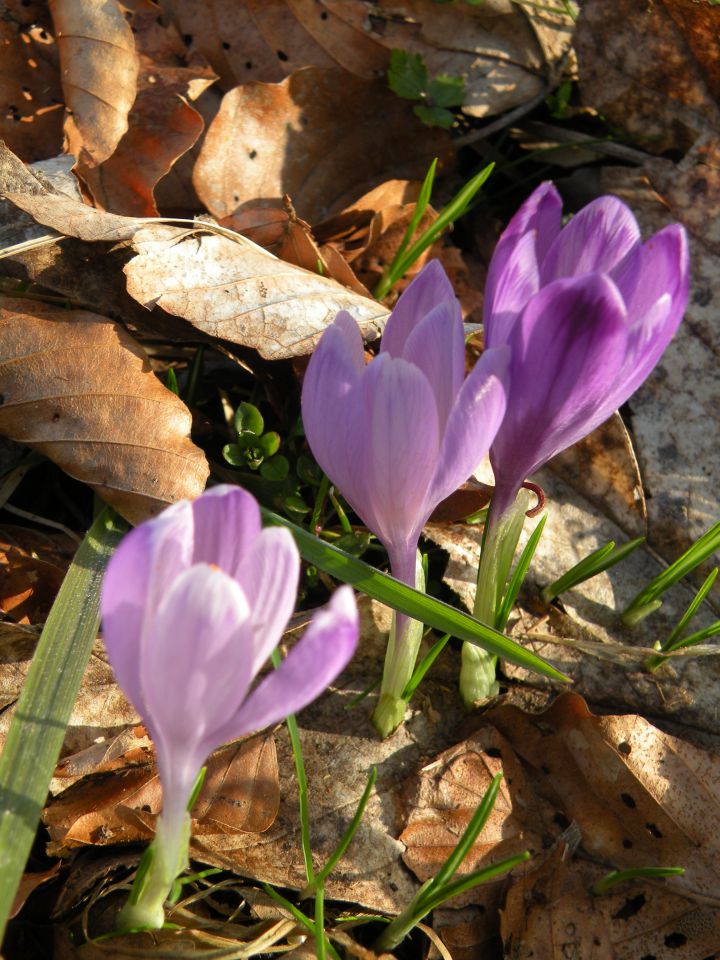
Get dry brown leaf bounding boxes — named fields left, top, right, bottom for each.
left=0, top=525, right=73, bottom=624
left=161, top=1, right=573, bottom=120
left=0, top=298, right=208, bottom=523
left=9, top=862, right=62, bottom=920
left=49, top=0, right=138, bottom=169
left=124, top=223, right=389, bottom=360
left=549, top=412, right=647, bottom=539
left=192, top=66, right=450, bottom=227
left=44, top=733, right=280, bottom=856
left=79, top=0, right=217, bottom=217
left=0, top=4, right=64, bottom=162
left=576, top=0, right=720, bottom=153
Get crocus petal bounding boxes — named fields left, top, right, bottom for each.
left=101, top=500, right=193, bottom=717
left=401, top=300, right=465, bottom=429
left=490, top=274, right=632, bottom=489
left=484, top=182, right=562, bottom=335
left=190, top=485, right=261, bottom=575
left=234, top=526, right=300, bottom=676
left=360, top=353, right=440, bottom=553
left=217, top=585, right=358, bottom=739
left=427, top=345, right=509, bottom=510
left=301, top=311, right=365, bottom=497
left=484, top=230, right=541, bottom=348
left=380, top=260, right=456, bottom=358
left=612, top=224, right=689, bottom=331
left=141, top=564, right=254, bottom=751
left=539, top=195, right=641, bottom=283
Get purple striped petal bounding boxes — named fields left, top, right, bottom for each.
left=360, top=353, right=440, bottom=552
left=401, top=300, right=465, bottom=430
left=190, top=485, right=261, bottom=575
left=215, top=585, right=358, bottom=739
left=427, top=345, right=509, bottom=509
left=539, top=195, right=641, bottom=283
left=484, top=230, right=540, bottom=348
left=141, top=565, right=254, bottom=749
left=235, top=526, right=300, bottom=675
left=490, top=274, right=631, bottom=489
left=101, top=500, right=193, bottom=718
left=380, top=260, right=455, bottom=358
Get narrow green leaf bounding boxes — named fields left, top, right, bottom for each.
left=644, top=567, right=719, bottom=671
left=623, top=520, right=720, bottom=625
left=387, top=49, right=428, bottom=100
left=165, top=367, right=179, bottom=395
left=418, top=852, right=530, bottom=914
left=496, top=513, right=547, bottom=631
left=664, top=620, right=720, bottom=653
left=592, top=866, right=684, bottom=895
left=263, top=510, right=569, bottom=683
left=402, top=633, right=451, bottom=701
left=0, top=508, right=125, bottom=936
left=542, top=537, right=645, bottom=604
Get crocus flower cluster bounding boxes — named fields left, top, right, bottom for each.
left=302, top=262, right=508, bottom=735
left=101, top=485, right=358, bottom=930
left=461, top=182, right=690, bottom=703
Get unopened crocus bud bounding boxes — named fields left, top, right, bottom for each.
left=461, top=182, right=690, bottom=705
left=302, top=260, right=508, bottom=736
left=101, top=485, right=358, bottom=930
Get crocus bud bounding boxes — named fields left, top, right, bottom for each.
left=101, top=485, right=358, bottom=930
left=461, top=182, right=690, bottom=706
left=302, top=260, right=508, bottom=735
left=484, top=181, right=690, bottom=515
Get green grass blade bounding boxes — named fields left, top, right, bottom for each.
left=644, top=567, right=719, bottom=671
left=402, top=633, right=450, bottom=701
left=418, top=773, right=503, bottom=906
left=592, top=866, right=684, bottom=895
left=303, top=767, right=377, bottom=897
left=664, top=620, right=720, bottom=653
left=542, top=537, right=644, bottom=604
left=496, top=514, right=547, bottom=631
left=263, top=510, right=569, bottom=684
left=0, top=508, right=125, bottom=936
left=622, top=520, right=720, bottom=625
left=418, top=852, right=530, bottom=913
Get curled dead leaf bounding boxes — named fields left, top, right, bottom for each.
left=0, top=298, right=209, bottom=523
left=49, top=0, right=138, bottom=168
left=124, top=223, right=389, bottom=360
left=193, top=66, right=449, bottom=227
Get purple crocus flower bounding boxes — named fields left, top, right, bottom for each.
left=484, top=181, right=690, bottom=516
left=461, top=182, right=690, bottom=705
left=302, top=260, right=508, bottom=735
left=101, top=485, right=358, bottom=929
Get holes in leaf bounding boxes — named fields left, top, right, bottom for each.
left=182, top=33, right=193, bottom=46
left=620, top=793, right=636, bottom=809
left=553, top=812, right=570, bottom=830
left=245, top=60, right=253, bottom=69
left=222, top=41, right=230, bottom=50
left=613, top=894, right=646, bottom=921
left=485, top=746, right=502, bottom=758
left=664, top=933, right=687, bottom=949
left=248, top=149, right=257, bottom=159
left=618, top=741, right=632, bottom=756
left=645, top=822, right=663, bottom=839
left=622, top=838, right=633, bottom=849
left=276, top=49, right=288, bottom=61
left=320, top=9, right=328, bottom=18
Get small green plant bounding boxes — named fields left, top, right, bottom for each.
left=542, top=537, right=645, bottom=605
left=388, top=49, right=465, bottom=129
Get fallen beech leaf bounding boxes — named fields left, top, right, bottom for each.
left=0, top=526, right=71, bottom=624
left=49, top=0, right=138, bottom=168
left=162, top=1, right=572, bottom=121
left=576, top=0, right=720, bottom=153
left=429, top=479, right=493, bottom=523
left=158, top=0, right=389, bottom=89
left=193, top=66, right=449, bottom=227
left=124, top=223, right=388, bottom=360
left=9, top=862, right=62, bottom=920
left=0, top=298, right=209, bottom=523
left=44, top=734, right=280, bottom=855
left=80, top=0, right=217, bottom=216
left=0, top=6, right=64, bottom=162
left=549, top=412, right=647, bottom=539
left=489, top=693, right=720, bottom=903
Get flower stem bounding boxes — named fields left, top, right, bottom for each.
left=372, top=549, right=425, bottom=738
left=460, top=489, right=530, bottom=707
left=117, top=800, right=191, bottom=932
